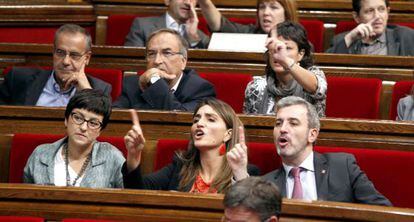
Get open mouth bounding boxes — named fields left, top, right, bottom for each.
left=278, top=136, right=289, bottom=147
left=194, top=129, right=205, bottom=139
left=262, top=18, right=273, bottom=26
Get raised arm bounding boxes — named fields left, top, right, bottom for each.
left=124, top=109, right=146, bottom=172
left=198, top=0, right=222, bottom=31
left=267, top=28, right=318, bottom=93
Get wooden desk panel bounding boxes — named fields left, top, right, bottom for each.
left=0, top=106, right=413, bottom=152
left=0, top=183, right=413, bottom=221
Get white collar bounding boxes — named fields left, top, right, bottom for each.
left=283, top=151, right=315, bottom=175
left=166, top=12, right=183, bottom=29
left=171, top=72, right=184, bottom=92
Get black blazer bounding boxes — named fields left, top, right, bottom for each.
left=123, top=156, right=260, bottom=191
left=113, top=68, right=216, bottom=111
left=263, top=152, right=392, bottom=206
left=0, top=67, right=112, bottom=105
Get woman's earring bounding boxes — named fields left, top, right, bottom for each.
left=219, top=143, right=226, bottom=156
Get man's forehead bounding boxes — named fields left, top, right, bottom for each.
left=361, top=0, right=387, bottom=8
left=148, top=33, right=181, bottom=50
left=276, top=104, right=308, bottom=119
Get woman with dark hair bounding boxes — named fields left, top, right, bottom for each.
left=199, top=0, right=298, bottom=34
left=244, top=21, right=327, bottom=117
left=123, top=98, right=259, bottom=193
left=397, top=85, right=414, bottom=121
left=24, top=89, right=125, bottom=188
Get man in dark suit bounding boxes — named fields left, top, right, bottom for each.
left=0, top=24, right=111, bottom=107
left=230, top=96, right=391, bottom=206
left=113, top=29, right=215, bottom=111
left=263, top=96, right=391, bottom=205
left=124, top=0, right=209, bottom=48
left=327, top=0, right=414, bottom=56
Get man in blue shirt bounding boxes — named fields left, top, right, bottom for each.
left=0, top=24, right=111, bottom=107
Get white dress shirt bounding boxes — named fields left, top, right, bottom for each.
left=283, top=152, right=318, bottom=201
left=166, top=12, right=185, bottom=36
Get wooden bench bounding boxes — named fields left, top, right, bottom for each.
left=0, top=183, right=413, bottom=221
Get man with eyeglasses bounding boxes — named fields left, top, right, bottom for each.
left=124, top=0, right=209, bottom=48
left=24, top=89, right=125, bottom=188
left=0, top=24, right=111, bottom=107
left=114, top=29, right=215, bottom=111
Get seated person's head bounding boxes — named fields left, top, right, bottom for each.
left=165, top=0, right=196, bottom=24
left=64, top=89, right=111, bottom=146
left=256, top=0, right=298, bottom=33
left=145, top=29, right=189, bottom=87
left=178, top=98, right=242, bottom=192
left=274, top=96, right=320, bottom=164
left=223, top=176, right=282, bottom=222
left=352, top=0, right=390, bottom=36
left=266, top=21, right=313, bottom=77
left=53, top=24, right=92, bottom=87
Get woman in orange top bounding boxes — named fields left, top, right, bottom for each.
left=123, top=98, right=259, bottom=193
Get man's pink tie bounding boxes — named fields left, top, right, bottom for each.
left=290, top=167, right=303, bottom=199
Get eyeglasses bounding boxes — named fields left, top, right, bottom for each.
left=70, top=112, right=103, bottom=130
left=146, top=50, right=183, bottom=60
left=54, top=49, right=88, bottom=61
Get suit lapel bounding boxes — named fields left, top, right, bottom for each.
left=385, top=28, right=399, bottom=56
left=24, top=69, right=52, bottom=105
left=272, top=169, right=287, bottom=197
left=157, top=14, right=167, bottom=29
left=314, top=152, right=329, bottom=201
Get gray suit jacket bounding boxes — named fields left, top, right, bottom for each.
left=0, top=67, right=112, bottom=106
left=124, top=14, right=210, bottom=48
left=397, top=95, right=414, bottom=121
left=326, top=25, right=414, bottom=56
left=23, top=137, right=125, bottom=188
left=263, top=152, right=392, bottom=206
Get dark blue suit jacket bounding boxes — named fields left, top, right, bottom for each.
left=113, top=68, right=216, bottom=111
left=0, top=67, right=111, bottom=106
left=263, top=152, right=392, bottom=206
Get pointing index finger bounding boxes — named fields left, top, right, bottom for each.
left=129, top=109, right=141, bottom=127
left=367, top=16, right=380, bottom=25
left=238, top=126, right=245, bottom=145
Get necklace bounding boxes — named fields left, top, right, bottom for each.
left=64, top=143, right=92, bottom=187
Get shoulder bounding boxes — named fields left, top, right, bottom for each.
left=184, top=69, right=212, bottom=85
left=132, top=15, right=163, bottom=25
left=6, top=67, right=48, bottom=79
left=317, top=152, right=356, bottom=166
left=398, top=95, right=414, bottom=107
left=95, top=142, right=125, bottom=161
left=29, top=139, right=63, bottom=159
left=246, top=75, right=267, bottom=90
left=389, top=25, right=414, bottom=34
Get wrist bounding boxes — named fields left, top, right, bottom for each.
left=283, top=59, right=296, bottom=71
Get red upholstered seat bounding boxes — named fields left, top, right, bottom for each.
left=199, top=72, right=253, bottom=113
left=335, top=21, right=414, bottom=34
left=83, top=67, right=123, bottom=101
left=106, top=14, right=138, bottom=46
left=9, top=133, right=126, bottom=183
left=314, top=146, right=414, bottom=209
left=0, top=216, right=44, bottom=222
left=0, top=26, right=95, bottom=44
left=199, top=18, right=324, bottom=52
left=389, top=81, right=414, bottom=120
left=326, top=77, right=382, bottom=119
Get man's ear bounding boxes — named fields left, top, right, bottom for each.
left=64, top=118, right=68, bottom=128
left=352, top=11, right=360, bottom=23
left=164, top=0, right=170, bottom=6
left=308, top=128, right=319, bottom=144
left=181, top=56, right=187, bottom=71
left=269, top=216, right=279, bottom=222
